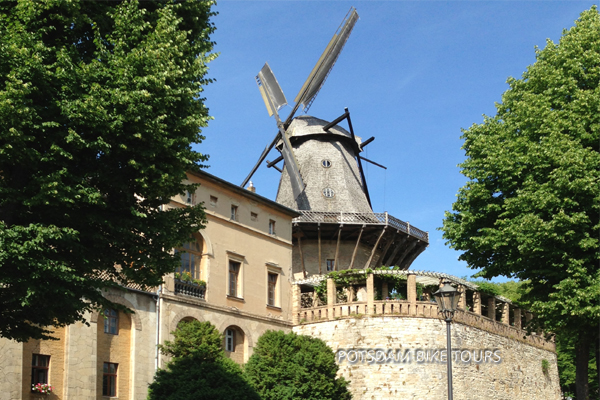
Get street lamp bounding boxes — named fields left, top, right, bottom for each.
left=433, top=281, right=460, bottom=400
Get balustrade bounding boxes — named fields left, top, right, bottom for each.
left=293, top=270, right=547, bottom=349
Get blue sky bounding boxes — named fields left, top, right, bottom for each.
left=196, top=1, right=596, bottom=281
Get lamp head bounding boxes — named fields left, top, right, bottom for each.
left=433, top=281, right=460, bottom=321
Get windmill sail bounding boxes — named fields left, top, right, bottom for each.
left=294, top=7, right=359, bottom=113
left=256, top=63, right=288, bottom=117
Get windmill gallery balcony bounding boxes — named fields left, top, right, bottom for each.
left=291, top=211, right=429, bottom=277
left=291, top=269, right=554, bottom=352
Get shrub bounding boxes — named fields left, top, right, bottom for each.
left=245, top=330, right=351, bottom=400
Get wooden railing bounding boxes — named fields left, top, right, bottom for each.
left=293, top=211, right=429, bottom=243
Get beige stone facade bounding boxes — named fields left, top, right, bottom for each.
left=0, top=171, right=297, bottom=400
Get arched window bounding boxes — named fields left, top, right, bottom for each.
left=223, top=326, right=245, bottom=364
left=176, top=235, right=203, bottom=280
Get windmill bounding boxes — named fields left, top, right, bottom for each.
left=241, top=7, right=384, bottom=211
left=243, top=7, right=429, bottom=278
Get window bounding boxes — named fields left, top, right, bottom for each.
left=231, top=205, right=238, bottom=221
left=185, top=190, right=194, bottom=205
left=251, top=212, right=258, bottom=221
left=269, top=220, right=276, bottom=235
left=104, top=309, right=118, bottom=335
left=176, top=236, right=202, bottom=280
left=102, top=362, right=118, bottom=397
left=322, top=159, right=332, bottom=168
left=210, top=195, right=218, bottom=207
left=323, top=188, right=335, bottom=198
left=326, top=259, right=335, bottom=272
left=225, top=329, right=235, bottom=352
left=267, top=273, right=278, bottom=306
left=228, top=260, right=241, bottom=297
left=31, top=354, right=50, bottom=387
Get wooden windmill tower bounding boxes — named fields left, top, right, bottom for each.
left=242, top=8, right=429, bottom=279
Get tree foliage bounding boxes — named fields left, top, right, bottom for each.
left=441, top=7, right=599, bottom=399
left=158, top=319, right=222, bottom=361
left=0, top=0, right=216, bottom=341
left=245, top=330, right=352, bottom=400
left=148, top=320, right=261, bottom=400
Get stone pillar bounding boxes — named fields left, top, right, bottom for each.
left=473, top=291, right=482, bottom=315
left=514, top=308, right=522, bottom=329
left=64, top=313, right=97, bottom=400
left=347, top=286, right=355, bottom=303
left=487, top=297, right=496, bottom=321
left=327, top=278, right=336, bottom=320
left=367, top=274, right=374, bottom=315
left=164, top=273, right=175, bottom=294
left=0, top=339, right=23, bottom=400
left=381, top=282, right=389, bottom=300
left=501, top=302, right=510, bottom=325
left=458, top=285, right=467, bottom=310
left=292, top=284, right=301, bottom=325
left=407, top=274, right=417, bottom=304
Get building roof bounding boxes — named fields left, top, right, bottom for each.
left=188, top=169, right=301, bottom=218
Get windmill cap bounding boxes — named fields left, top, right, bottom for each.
left=286, top=115, right=362, bottom=146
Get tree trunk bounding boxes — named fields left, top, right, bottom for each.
left=575, top=331, right=590, bottom=400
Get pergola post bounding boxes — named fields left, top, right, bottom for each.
left=473, top=291, right=482, bottom=315
left=292, top=284, right=301, bottom=325
left=327, top=278, right=336, bottom=320
left=367, top=274, right=374, bottom=315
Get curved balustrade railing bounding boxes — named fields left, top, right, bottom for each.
left=293, top=270, right=554, bottom=352
left=293, top=211, right=429, bottom=243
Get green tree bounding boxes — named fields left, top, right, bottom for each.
left=148, top=320, right=261, bottom=400
left=158, top=319, right=223, bottom=361
left=245, top=330, right=352, bottom=400
left=0, top=0, right=216, bottom=342
left=441, top=7, right=599, bottom=399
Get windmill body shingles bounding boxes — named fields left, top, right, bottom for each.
left=276, top=116, right=371, bottom=213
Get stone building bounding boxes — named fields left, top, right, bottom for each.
left=0, top=170, right=299, bottom=400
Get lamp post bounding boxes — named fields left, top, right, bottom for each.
left=433, top=281, right=460, bottom=400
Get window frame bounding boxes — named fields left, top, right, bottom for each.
left=266, top=263, right=282, bottom=308
left=267, top=272, right=278, bottom=307
left=228, top=260, right=241, bottom=298
left=225, top=328, right=235, bottom=352
left=231, top=205, right=238, bottom=221
left=326, top=259, right=335, bottom=272
left=175, top=235, right=203, bottom=280
left=31, top=354, right=50, bottom=387
left=102, top=362, right=118, bottom=397
left=103, top=309, right=119, bottom=335
left=268, top=219, right=276, bottom=235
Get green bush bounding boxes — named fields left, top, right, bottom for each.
left=245, top=330, right=352, bottom=400
left=158, top=320, right=222, bottom=361
left=148, top=320, right=260, bottom=400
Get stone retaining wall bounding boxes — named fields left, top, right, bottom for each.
left=293, top=316, right=561, bottom=400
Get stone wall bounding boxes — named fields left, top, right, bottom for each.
left=293, top=317, right=561, bottom=400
